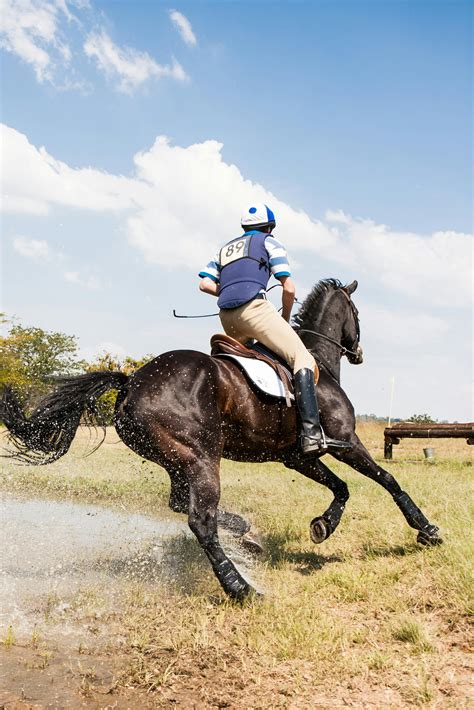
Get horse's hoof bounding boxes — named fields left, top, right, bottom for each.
left=239, top=532, right=264, bottom=555
left=218, top=561, right=254, bottom=601
left=310, top=516, right=329, bottom=544
left=229, top=582, right=254, bottom=602
left=417, top=525, right=443, bottom=546
left=217, top=509, right=251, bottom=537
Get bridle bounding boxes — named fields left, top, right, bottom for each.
left=296, top=289, right=361, bottom=359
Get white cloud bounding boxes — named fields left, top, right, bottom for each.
left=2, top=123, right=472, bottom=311
left=63, top=270, right=101, bottom=289
left=324, top=213, right=472, bottom=307
left=325, top=209, right=351, bottom=225
left=13, top=235, right=53, bottom=260
left=169, top=9, right=197, bottom=46
left=1, top=2, right=187, bottom=91
left=1, top=123, right=150, bottom=215
left=358, top=301, right=449, bottom=349
left=0, top=0, right=74, bottom=83
left=83, top=29, right=187, bottom=93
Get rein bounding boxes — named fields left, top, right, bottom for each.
left=296, top=328, right=360, bottom=358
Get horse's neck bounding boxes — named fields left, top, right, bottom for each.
left=309, top=302, right=344, bottom=382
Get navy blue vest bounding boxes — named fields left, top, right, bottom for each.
left=217, top=230, right=270, bottom=310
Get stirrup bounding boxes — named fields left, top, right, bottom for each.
left=324, top=437, right=353, bottom=451
left=300, top=428, right=352, bottom=455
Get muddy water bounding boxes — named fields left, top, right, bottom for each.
left=0, top=494, right=199, bottom=640
left=0, top=493, right=259, bottom=643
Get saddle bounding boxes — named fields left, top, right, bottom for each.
left=210, top=334, right=294, bottom=406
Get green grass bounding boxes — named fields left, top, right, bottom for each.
left=1, top=422, right=473, bottom=707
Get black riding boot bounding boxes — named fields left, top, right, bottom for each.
left=294, top=368, right=352, bottom=455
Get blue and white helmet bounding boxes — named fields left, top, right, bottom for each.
left=241, top=203, right=276, bottom=229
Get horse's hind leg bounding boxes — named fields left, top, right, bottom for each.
left=187, top=459, right=254, bottom=600
left=168, top=468, right=250, bottom=536
left=168, top=468, right=190, bottom=513
left=286, top=458, right=349, bottom=544
left=333, top=439, right=442, bottom=545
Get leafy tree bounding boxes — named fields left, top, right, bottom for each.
left=1, top=313, right=155, bottom=424
left=406, top=413, right=438, bottom=424
left=0, top=315, right=84, bottom=407
left=0, top=314, right=29, bottom=393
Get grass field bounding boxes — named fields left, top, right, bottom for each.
left=1, top=422, right=472, bottom=708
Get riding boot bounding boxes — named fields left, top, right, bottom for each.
left=294, top=368, right=352, bottom=455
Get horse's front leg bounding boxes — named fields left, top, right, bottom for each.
left=285, top=456, right=349, bottom=544
left=187, top=458, right=255, bottom=600
left=332, top=439, right=443, bottom=545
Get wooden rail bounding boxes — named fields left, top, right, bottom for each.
left=383, top=422, right=474, bottom=459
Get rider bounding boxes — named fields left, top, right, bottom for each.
left=199, top=203, right=351, bottom=455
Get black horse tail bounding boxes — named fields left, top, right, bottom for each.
left=0, top=371, right=128, bottom=465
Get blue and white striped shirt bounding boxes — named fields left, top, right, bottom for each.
left=199, top=234, right=291, bottom=284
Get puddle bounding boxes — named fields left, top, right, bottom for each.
left=0, top=493, right=260, bottom=641
left=0, top=494, right=196, bottom=637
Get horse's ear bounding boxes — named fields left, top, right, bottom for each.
left=345, top=280, right=358, bottom=295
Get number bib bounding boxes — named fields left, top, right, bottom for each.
left=219, top=236, right=251, bottom=267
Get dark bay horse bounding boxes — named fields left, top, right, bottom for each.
left=1, top=279, right=442, bottom=600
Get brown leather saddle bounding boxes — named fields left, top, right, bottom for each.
left=210, top=334, right=295, bottom=406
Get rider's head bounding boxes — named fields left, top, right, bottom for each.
left=241, top=203, right=276, bottom=233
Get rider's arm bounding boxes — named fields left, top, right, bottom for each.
left=199, top=277, right=220, bottom=296
left=265, top=236, right=294, bottom=321
left=198, top=253, right=220, bottom=297
left=278, top=276, right=296, bottom=322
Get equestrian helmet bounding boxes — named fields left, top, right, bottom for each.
left=241, top=203, right=276, bottom=230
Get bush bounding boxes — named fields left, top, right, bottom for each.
left=406, top=413, right=437, bottom=424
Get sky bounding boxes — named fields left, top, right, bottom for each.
left=1, top=0, right=472, bottom=421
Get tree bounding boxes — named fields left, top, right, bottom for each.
left=406, top=413, right=438, bottom=424
left=0, top=315, right=84, bottom=408
left=1, top=313, right=155, bottom=424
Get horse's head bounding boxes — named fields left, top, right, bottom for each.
left=340, top=280, right=363, bottom=365
left=293, top=278, right=364, bottom=376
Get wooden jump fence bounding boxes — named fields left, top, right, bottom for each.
left=383, top=422, right=474, bottom=459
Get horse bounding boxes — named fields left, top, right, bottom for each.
left=0, top=279, right=442, bottom=600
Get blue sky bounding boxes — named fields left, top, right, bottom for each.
left=1, top=0, right=472, bottom=420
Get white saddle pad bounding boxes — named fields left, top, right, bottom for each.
left=217, top=354, right=294, bottom=402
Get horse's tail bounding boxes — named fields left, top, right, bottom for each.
left=0, top=371, right=128, bottom=465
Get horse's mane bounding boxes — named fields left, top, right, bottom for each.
left=293, top=278, right=346, bottom=330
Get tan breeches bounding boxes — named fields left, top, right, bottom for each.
left=219, top=299, right=316, bottom=374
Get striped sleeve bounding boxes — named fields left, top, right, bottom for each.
left=265, top=236, right=291, bottom=278
left=198, top=251, right=220, bottom=283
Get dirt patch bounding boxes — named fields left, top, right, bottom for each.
left=0, top=644, right=160, bottom=709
